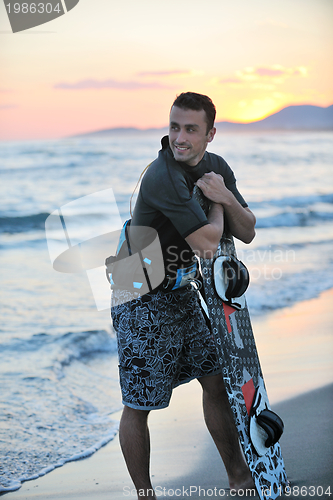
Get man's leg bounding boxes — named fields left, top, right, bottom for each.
left=119, top=405, right=156, bottom=499
left=198, top=374, right=255, bottom=492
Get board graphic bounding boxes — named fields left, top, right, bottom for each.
left=194, top=187, right=288, bottom=500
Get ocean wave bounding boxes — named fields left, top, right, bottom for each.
left=0, top=211, right=111, bottom=234
left=275, top=193, right=333, bottom=207
left=250, top=192, right=333, bottom=209
left=0, top=330, right=118, bottom=383
left=0, top=425, right=119, bottom=493
left=1, top=329, right=117, bottom=361
left=53, top=329, right=118, bottom=377
left=256, top=209, right=333, bottom=228
left=0, top=213, right=50, bottom=233
left=249, top=193, right=333, bottom=228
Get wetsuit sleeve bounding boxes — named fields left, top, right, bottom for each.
left=216, top=156, right=248, bottom=208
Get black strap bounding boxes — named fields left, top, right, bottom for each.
left=124, top=221, right=132, bottom=256
left=256, top=408, right=284, bottom=447
left=223, top=255, right=249, bottom=299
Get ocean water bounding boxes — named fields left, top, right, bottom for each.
left=1, top=131, right=333, bottom=492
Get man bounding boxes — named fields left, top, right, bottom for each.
left=111, top=92, right=256, bottom=498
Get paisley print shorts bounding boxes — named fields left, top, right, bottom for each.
left=111, top=285, right=221, bottom=410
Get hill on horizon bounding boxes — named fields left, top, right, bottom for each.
left=216, top=104, right=333, bottom=131
left=74, top=104, right=333, bottom=137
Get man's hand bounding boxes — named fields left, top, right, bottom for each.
left=195, top=172, right=231, bottom=205
left=195, top=171, right=256, bottom=244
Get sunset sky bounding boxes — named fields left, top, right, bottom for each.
left=0, top=0, right=332, bottom=140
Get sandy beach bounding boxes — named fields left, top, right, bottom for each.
left=4, top=290, right=333, bottom=500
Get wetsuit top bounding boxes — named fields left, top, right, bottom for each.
left=131, top=136, right=248, bottom=275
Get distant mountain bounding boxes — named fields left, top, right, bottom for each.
left=73, top=104, right=333, bottom=137
left=73, top=126, right=168, bottom=137
left=216, top=104, right=333, bottom=131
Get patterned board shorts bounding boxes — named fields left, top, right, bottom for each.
left=111, top=285, right=221, bottom=410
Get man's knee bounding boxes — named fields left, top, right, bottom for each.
left=198, top=374, right=227, bottom=399
left=122, top=405, right=151, bottom=422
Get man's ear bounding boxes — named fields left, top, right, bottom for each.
left=207, top=127, right=216, bottom=143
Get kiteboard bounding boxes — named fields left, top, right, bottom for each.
left=193, top=186, right=288, bottom=500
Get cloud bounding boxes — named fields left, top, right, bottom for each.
left=54, top=78, right=174, bottom=90
left=251, top=66, right=306, bottom=78
left=219, top=65, right=307, bottom=87
left=254, top=67, right=285, bottom=77
left=0, top=104, right=17, bottom=110
left=136, top=70, right=191, bottom=77
left=219, top=77, right=243, bottom=84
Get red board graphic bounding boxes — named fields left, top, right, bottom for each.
left=222, top=302, right=236, bottom=333
left=242, top=378, right=256, bottom=415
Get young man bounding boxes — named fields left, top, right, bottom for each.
left=111, top=92, right=256, bottom=498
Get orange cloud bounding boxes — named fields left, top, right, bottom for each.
left=136, top=70, right=191, bottom=77
left=0, top=104, right=17, bottom=109
left=54, top=78, right=174, bottom=90
left=255, top=67, right=287, bottom=77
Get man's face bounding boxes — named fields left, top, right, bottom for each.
left=169, top=106, right=216, bottom=167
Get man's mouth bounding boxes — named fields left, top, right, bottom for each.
left=174, top=145, right=190, bottom=151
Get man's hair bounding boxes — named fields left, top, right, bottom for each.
left=171, top=92, right=216, bottom=134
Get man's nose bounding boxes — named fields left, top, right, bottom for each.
left=176, top=129, right=187, bottom=143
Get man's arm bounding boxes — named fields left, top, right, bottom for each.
left=195, top=172, right=256, bottom=244
left=185, top=202, right=224, bottom=258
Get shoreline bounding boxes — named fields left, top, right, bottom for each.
left=3, top=288, right=333, bottom=499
